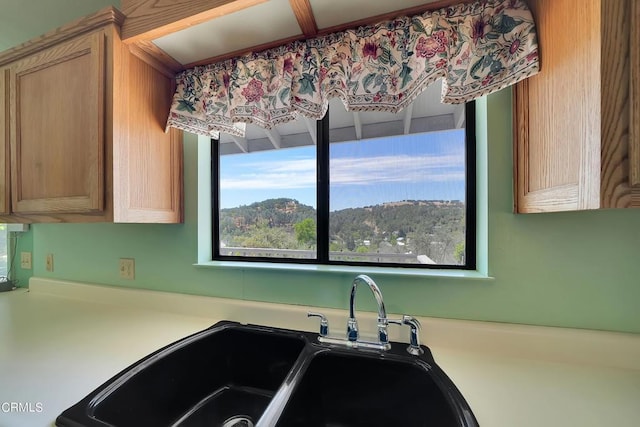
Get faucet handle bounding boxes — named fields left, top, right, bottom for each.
left=307, top=312, right=329, bottom=337
left=389, top=315, right=424, bottom=356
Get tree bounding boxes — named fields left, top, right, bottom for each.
left=294, top=218, right=316, bottom=246
left=240, top=219, right=294, bottom=249
left=454, top=242, right=465, bottom=263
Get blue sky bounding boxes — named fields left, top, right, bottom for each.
left=219, top=129, right=466, bottom=211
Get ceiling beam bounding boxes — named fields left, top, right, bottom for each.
left=289, top=0, right=318, bottom=37
left=403, top=103, right=414, bottom=135
left=353, top=112, right=362, bottom=140
left=264, top=128, right=282, bottom=149
left=231, top=136, right=249, bottom=153
left=303, top=117, right=317, bottom=144
left=120, top=0, right=267, bottom=43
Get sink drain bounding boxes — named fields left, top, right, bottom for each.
left=221, top=415, right=254, bottom=427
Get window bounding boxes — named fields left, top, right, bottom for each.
left=0, top=225, right=8, bottom=278
left=0, top=224, right=19, bottom=290
left=213, top=82, right=475, bottom=269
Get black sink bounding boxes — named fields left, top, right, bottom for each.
left=275, top=350, right=473, bottom=427
left=57, top=322, right=307, bottom=427
left=57, top=321, right=477, bottom=427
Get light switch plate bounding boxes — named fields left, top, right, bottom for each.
left=20, top=252, right=32, bottom=270
left=119, top=258, right=135, bottom=280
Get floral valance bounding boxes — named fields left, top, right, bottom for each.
left=166, top=0, right=539, bottom=137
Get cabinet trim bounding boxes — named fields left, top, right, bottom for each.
left=0, top=7, right=124, bottom=67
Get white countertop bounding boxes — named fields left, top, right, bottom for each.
left=1, top=278, right=639, bottom=427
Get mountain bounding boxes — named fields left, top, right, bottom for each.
left=220, top=198, right=315, bottom=230
left=219, top=198, right=466, bottom=264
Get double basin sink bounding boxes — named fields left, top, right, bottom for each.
left=56, top=320, right=478, bottom=427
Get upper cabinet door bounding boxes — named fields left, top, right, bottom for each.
left=9, top=31, right=106, bottom=215
left=513, top=0, right=638, bottom=212
left=112, top=49, right=183, bottom=223
left=513, top=0, right=602, bottom=212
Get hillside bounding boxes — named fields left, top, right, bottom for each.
left=219, top=198, right=466, bottom=265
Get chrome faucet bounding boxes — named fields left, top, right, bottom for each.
left=347, top=274, right=389, bottom=347
left=388, top=315, right=424, bottom=355
left=307, top=274, right=424, bottom=354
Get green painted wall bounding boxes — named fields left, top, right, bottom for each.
left=0, top=0, right=119, bottom=51
left=5, top=1, right=640, bottom=334
left=28, top=90, right=640, bottom=334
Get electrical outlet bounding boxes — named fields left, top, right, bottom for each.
left=46, top=254, right=54, bottom=272
left=20, top=252, right=32, bottom=270
left=119, top=258, right=135, bottom=280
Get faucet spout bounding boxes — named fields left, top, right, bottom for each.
left=347, top=274, right=389, bottom=345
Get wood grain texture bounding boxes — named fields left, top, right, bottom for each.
left=129, top=39, right=184, bottom=75
left=599, top=0, right=631, bottom=208
left=513, top=0, right=601, bottom=212
left=514, top=0, right=636, bottom=211
left=0, top=7, right=124, bottom=67
left=113, top=43, right=183, bottom=223
left=121, top=0, right=266, bottom=43
left=630, top=0, right=640, bottom=188
left=289, top=0, right=317, bottom=36
left=10, top=31, right=106, bottom=214
left=0, top=68, right=9, bottom=215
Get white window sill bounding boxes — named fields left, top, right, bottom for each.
left=194, top=260, right=493, bottom=280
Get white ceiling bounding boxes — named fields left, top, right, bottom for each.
left=153, top=0, right=301, bottom=65
left=152, top=0, right=443, bottom=66
left=309, top=0, right=433, bottom=29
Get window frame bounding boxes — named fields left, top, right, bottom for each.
left=212, top=101, right=476, bottom=270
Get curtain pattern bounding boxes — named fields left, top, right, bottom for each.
left=166, top=0, right=539, bottom=137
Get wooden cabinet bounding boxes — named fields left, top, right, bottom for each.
left=10, top=31, right=106, bottom=215
left=0, top=8, right=182, bottom=223
left=513, top=0, right=640, bottom=212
